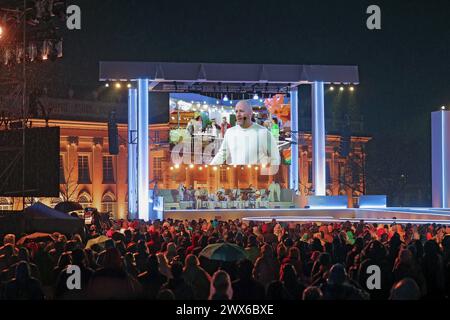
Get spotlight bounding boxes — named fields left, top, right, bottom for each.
left=199, top=166, right=203, bottom=171
left=227, top=167, right=230, bottom=170
left=339, top=86, right=344, bottom=92
left=174, top=164, right=180, bottom=169
left=213, top=166, right=218, bottom=171
left=259, top=99, right=263, bottom=103
left=28, top=43, right=37, bottom=62
left=41, top=40, right=50, bottom=60
left=105, top=83, right=110, bottom=88
left=216, top=100, right=219, bottom=104
left=247, top=165, right=251, bottom=168
left=127, top=83, right=132, bottom=88
left=189, top=164, right=194, bottom=169
left=223, top=94, right=229, bottom=102
left=230, top=100, right=233, bottom=104
left=170, top=167, right=173, bottom=171
left=55, top=40, right=63, bottom=58
left=115, top=83, right=121, bottom=89
left=349, top=86, right=354, bottom=92
left=441, top=106, right=446, bottom=110
left=329, top=86, right=335, bottom=91
left=253, top=93, right=259, bottom=100
left=205, top=165, right=209, bottom=168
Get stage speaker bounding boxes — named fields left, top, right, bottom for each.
left=108, top=111, right=119, bottom=155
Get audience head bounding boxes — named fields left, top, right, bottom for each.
left=170, top=261, right=183, bottom=279
left=303, top=286, right=323, bottom=300
left=15, top=261, right=31, bottom=282
left=210, top=270, right=233, bottom=300
left=3, top=234, right=16, bottom=247
left=327, top=263, right=347, bottom=285
left=389, top=278, right=421, bottom=300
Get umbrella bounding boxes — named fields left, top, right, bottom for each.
left=17, top=232, right=55, bottom=246
left=54, top=201, right=83, bottom=213
left=85, top=235, right=110, bottom=249
left=199, top=243, right=248, bottom=262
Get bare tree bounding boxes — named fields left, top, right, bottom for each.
left=60, top=159, right=79, bottom=202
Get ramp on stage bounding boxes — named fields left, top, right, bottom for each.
left=163, top=207, right=450, bottom=224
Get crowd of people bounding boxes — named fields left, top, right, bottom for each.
left=1, top=217, right=450, bottom=300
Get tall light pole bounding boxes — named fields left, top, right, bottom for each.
left=21, top=0, right=27, bottom=209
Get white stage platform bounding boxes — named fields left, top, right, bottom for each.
left=163, top=207, right=450, bottom=224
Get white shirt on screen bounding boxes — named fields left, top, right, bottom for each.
left=210, top=123, right=280, bottom=165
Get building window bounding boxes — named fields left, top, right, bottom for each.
left=351, top=162, right=360, bottom=184
left=78, top=194, right=92, bottom=209
left=308, top=162, right=312, bottom=184
left=59, top=155, right=65, bottom=184
left=326, top=162, right=332, bottom=185
left=78, top=155, right=91, bottom=183
left=153, top=157, right=163, bottom=181
left=103, top=156, right=115, bottom=183
left=0, top=198, right=12, bottom=211
left=153, top=131, right=160, bottom=144
left=220, top=167, right=227, bottom=182
left=101, top=194, right=116, bottom=216
left=339, top=163, right=345, bottom=183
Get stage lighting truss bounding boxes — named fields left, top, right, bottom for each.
left=160, top=82, right=293, bottom=97
left=0, top=1, right=66, bottom=67
left=1, top=38, right=63, bottom=66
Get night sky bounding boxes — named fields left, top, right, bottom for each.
left=25, top=0, right=450, bottom=205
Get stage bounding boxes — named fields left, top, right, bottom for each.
left=162, top=207, right=450, bottom=224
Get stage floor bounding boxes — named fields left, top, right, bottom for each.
left=163, top=207, right=450, bottom=224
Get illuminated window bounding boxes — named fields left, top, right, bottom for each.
left=220, top=166, right=227, bottom=182
left=103, top=156, right=115, bottom=183
left=308, top=161, right=312, bottom=183
left=326, top=162, right=332, bottom=184
left=339, top=163, right=345, bottom=183
left=0, top=198, right=12, bottom=211
left=77, top=155, right=90, bottom=183
left=153, top=157, right=163, bottom=181
left=101, top=193, right=116, bottom=215
left=153, top=131, right=160, bottom=143
left=78, top=193, right=92, bottom=209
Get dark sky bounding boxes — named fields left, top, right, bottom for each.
left=31, top=0, right=450, bottom=205
left=61, top=0, right=449, bottom=130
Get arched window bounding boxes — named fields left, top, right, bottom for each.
left=78, top=192, right=92, bottom=209
left=0, top=198, right=12, bottom=211
left=101, top=192, right=116, bottom=216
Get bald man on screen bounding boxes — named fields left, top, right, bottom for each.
left=210, top=100, right=280, bottom=166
